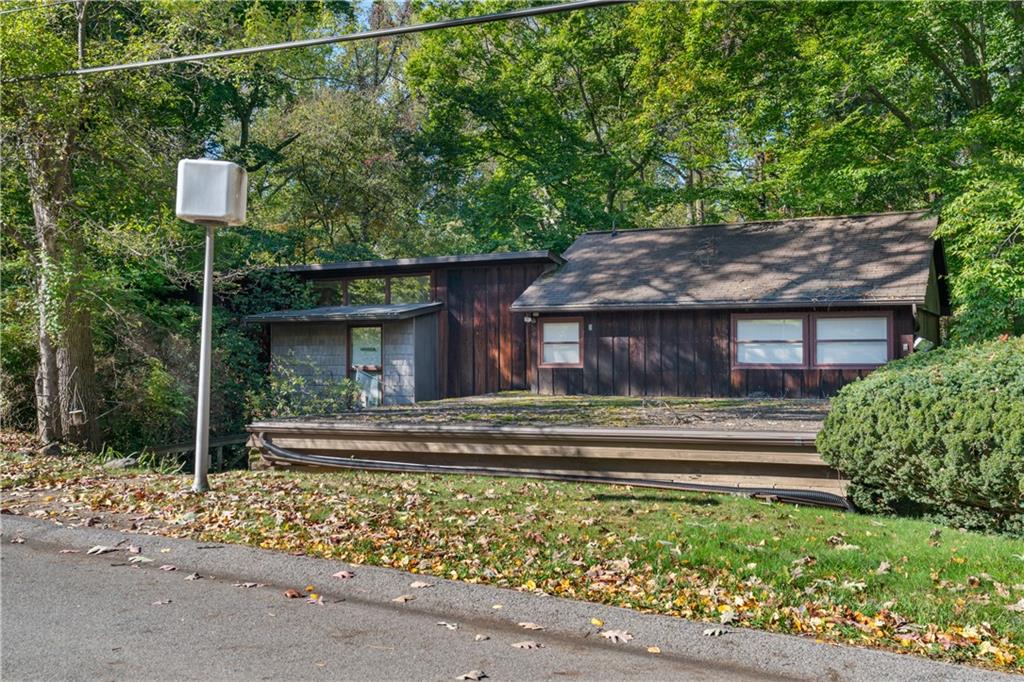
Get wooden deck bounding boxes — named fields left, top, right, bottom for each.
left=247, top=420, right=846, bottom=496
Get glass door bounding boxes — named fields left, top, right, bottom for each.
left=349, top=326, right=383, bottom=407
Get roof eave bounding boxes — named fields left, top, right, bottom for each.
left=243, top=301, right=443, bottom=324
left=510, top=298, right=925, bottom=313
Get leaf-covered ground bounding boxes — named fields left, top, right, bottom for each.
left=255, top=392, right=829, bottom=432
left=2, top=448, right=1022, bottom=672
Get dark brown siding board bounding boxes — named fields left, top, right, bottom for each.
left=498, top=268, right=511, bottom=391
left=628, top=314, right=645, bottom=396
left=645, top=312, right=662, bottom=395
left=678, top=313, right=695, bottom=395
left=434, top=269, right=448, bottom=397
left=485, top=267, right=499, bottom=394
left=820, top=370, right=842, bottom=396
left=694, top=312, right=712, bottom=396
left=783, top=370, right=803, bottom=398
left=511, top=268, right=527, bottom=389
left=583, top=316, right=599, bottom=394
left=804, top=370, right=821, bottom=399
left=446, top=269, right=464, bottom=397
left=613, top=314, right=629, bottom=396
left=711, top=312, right=730, bottom=397
left=472, top=270, right=486, bottom=393
left=661, top=312, right=679, bottom=396
left=597, top=314, right=614, bottom=395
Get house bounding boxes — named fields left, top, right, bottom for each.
left=245, top=210, right=948, bottom=405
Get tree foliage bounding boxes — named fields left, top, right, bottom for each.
left=1, top=0, right=1021, bottom=453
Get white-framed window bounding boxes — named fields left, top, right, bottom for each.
left=814, top=316, right=890, bottom=366
left=734, top=316, right=806, bottom=367
left=540, top=318, right=583, bottom=367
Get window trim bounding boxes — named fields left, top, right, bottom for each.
left=731, top=311, right=894, bottom=370
left=731, top=313, right=810, bottom=369
left=811, top=311, right=894, bottom=370
left=538, top=316, right=584, bottom=369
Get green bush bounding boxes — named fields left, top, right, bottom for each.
left=246, top=355, right=361, bottom=420
left=817, top=336, right=1024, bottom=536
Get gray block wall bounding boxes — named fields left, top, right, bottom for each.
left=270, top=323, right=347, bottom=386
left=382, top=319, right=416, bottom=406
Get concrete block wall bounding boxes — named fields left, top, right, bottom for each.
left=270, top=323, right=347, bottom=386
left=383, top=319, right=416, bottom=405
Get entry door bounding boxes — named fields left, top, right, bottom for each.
left=349, top=326, right=383, bottom=407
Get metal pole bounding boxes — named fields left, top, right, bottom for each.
left=192, top=223, right=215, bottom=493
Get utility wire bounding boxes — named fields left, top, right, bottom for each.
left=0, top=0, right=78, bottom=17
left=2, top=0, right=630, bottom=83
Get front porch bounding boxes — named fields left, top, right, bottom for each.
left=246, top=394, right=844, bottom=499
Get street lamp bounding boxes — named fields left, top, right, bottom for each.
left=175, top=159, right=247, bottom=492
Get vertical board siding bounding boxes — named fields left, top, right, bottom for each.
left=439, top=263, right=545, bottom=397
left=529, top=305, right=913, bottom=399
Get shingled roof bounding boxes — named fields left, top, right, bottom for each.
left=511, top=211, right=939, bottom=312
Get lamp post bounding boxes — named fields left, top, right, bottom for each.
left=175, top=159, right=247, bottom=493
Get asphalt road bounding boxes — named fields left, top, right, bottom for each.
left=0, top=515, right=1008, bottom=682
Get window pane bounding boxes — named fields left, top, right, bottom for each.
left=313, top=281, right=342, bottom=305
left=348, top=278, right=386, bottom=305
left=543, top=321, right=579, bottom=343
left=390, top=275, right=431, bottom=304
left=543, top=342, right=580, bottom=364
left=350, top=327, right=382, bottom=366
left=736, top=318, right=803, bottom=341
left=817, top=317, right=887, bottom=340
left=816, top=341, right=887, bottom=365
left=737, top=342, right=803, bottom=365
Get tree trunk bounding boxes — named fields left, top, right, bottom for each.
left=57, top=295, right=101, bottom=450
left=25, top=141, right=64, bottom=444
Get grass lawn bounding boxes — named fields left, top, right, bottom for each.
left=271, top=391, right=829, bottom=432
left=2, top=447, right=1022, bottom=672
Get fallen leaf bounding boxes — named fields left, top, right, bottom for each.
left=456, top=671, right=487, bottom=681
left=410, top=580, right=434, bottom=589
left=703, top=627, right=728, bottom=637
left=436, top=621, right=459, bottom=630
left=491, top=604, right=503, bottom=610
left=719, top=609, right=736, bottom=625
left=184, top=572, right=202, bottom=581
left=1006, top=598, right=1024, bottom=613
left=58, top=549, right=79, bottom=554
left=518, top=622, right=544, bottom=631
left=590, top=617, right=604, bottom=627
left=305, top=584, right=316, bottom=592
left=152, top=599, right=172, bottom=605
left=284, top=589, right=302, bottom=599
left=600, top=629, right=633, bottom=644
left=87, top=545, right=117, bottom=555
left=332, top=570, right=355, bottom=579
left=307, top=594, right=324, bottom=605
left=234, top=582, right=264, bottom=588
left=392, top=594, right=415, bottom=603
left=159, top=548, right=171, bottom=553
left=159, top=565, right=176, bottom=571
left=474, top=634, right=490, bottom=642
left=647, top=646, right=661, bottom=654
left=127, top=544, right=141, bottom=555
left=10, top=537, right=26, bottom=544
left=128, top=556, right=153, bottom=564
left=876, top=561, right=892, bottom=575
left=511, top=641, right=543, bottom=649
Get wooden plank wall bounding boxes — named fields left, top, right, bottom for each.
left=533, top=306, right=915, bottom=399
left=435, top=263, right=548, bottom=398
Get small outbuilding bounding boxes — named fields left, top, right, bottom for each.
left=246, top=210, right=948, bottom=403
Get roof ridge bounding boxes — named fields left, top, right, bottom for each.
left=579, top=209, right=933, bottom=237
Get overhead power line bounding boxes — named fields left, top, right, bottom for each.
left=0, top=0, right=78, bottom=18
left=2, top=0, right=630, bottom=83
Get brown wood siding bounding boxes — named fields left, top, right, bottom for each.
left=437, top=263, right=548, bottom=398
left=530, top=306, right=915, bottom=399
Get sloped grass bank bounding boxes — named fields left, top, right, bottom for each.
left=2, top=449, right=1022, bottom=671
